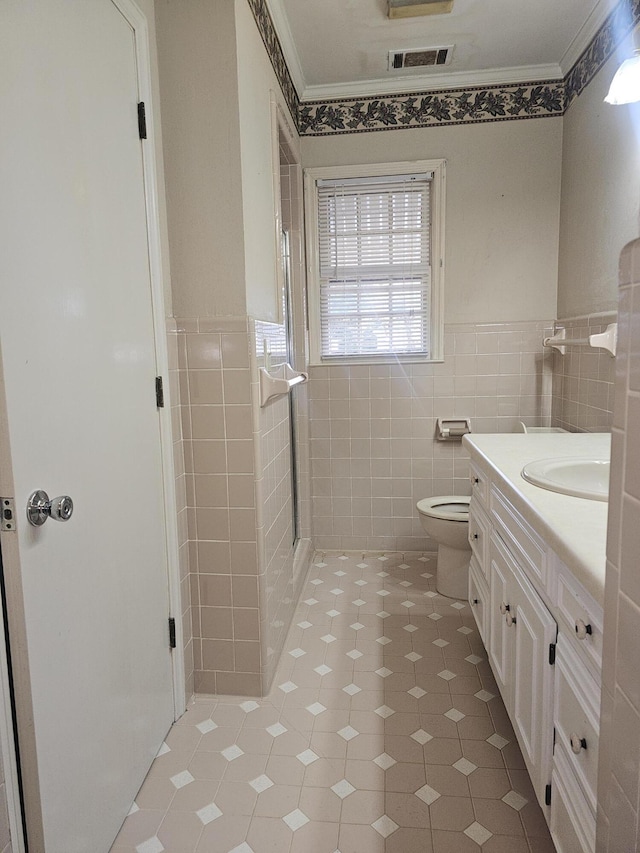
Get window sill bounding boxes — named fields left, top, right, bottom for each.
left=308, top=355, right=445, bottom=367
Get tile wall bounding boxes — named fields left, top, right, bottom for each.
left=308, top=320, right=554, bottom=552
left=596, top=238, right=640, bottom=852
left=550, top=313, right=617, bottom=432
left=176, top=318, right=263, bottom=696
left=172, top=313, right=312, bottom=698
left=167, top=318, right=194, bottom=698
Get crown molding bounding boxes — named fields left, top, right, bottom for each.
left=299, top=64, right=563, bottom=102
left=559, top=0, right=617, bottom=76
left=262, top=0, right=306, bottom=98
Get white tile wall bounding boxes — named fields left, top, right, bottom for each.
left=309, top=320, right=554, bottom=552
left=596, top=237, right=640, bottom=851
left=551, top=313, right=616, bottom=432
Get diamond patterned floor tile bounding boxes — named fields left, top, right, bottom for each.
left=115, top=551, right=554, bottom=853
left=502, top=790, right=528, bottom=810
left=373, top=753, right=397, bottom=770
left=374, top=705, right=394, bottom=719
left=453, top=758, right=477, bottom=776
left=331, top=779, right=356, bottom=799
left=445, top=709, right=466, bottom=723
left=411, top=729, right=433, bottom=745
left=464, top=821, right=493, bottom=845
left=438, top=670, right=457, bottom=681
left=289, top=648, right=306, bottom=658
left=337, top=726, right=359, bottom=741
left=221, top=746, right=244, bottom=763
left=371, top=815, right=399, bottom=838
left=249, top=775, right=274, bottom=794
left=283, top=809, right=310, bottom=831
left=136, top=838, right=164, bottom=853
left=415, top=784, right=441, bottom=805
left=196, top=719, right=218, bottom=734
left=196, top=801, right=222, bottom=825
left=266, top=723, right=287, bottom=738
left=170, top=770, right=194, bottom=789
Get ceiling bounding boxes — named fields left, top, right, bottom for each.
left=265, top=0, right=613, bottom=101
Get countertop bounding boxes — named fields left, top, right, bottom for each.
left=463, top=432, right=610, bottom=605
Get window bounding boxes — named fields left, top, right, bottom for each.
left=305, top=160, right=445, bottom=364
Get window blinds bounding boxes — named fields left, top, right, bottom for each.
left=317, top=173, right=432, bottom=359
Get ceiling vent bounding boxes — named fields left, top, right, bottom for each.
left=389, top=46, right=453, bottom=71
left=388, top=0, right=454, bottom=19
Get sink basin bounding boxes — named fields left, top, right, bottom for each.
left=521, top=457, right=610, bottom=501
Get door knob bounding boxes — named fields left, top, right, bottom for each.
left=27, top=490, right=74, bottom=526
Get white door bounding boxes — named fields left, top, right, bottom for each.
left=0, top=2, right=175, bottom=851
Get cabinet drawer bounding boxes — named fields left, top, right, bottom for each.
left=491, top=486, right=547, bottom=588
left=469, top=502, right=491, bottom=583
left=554, top=563, right=602, bottom=675
left=551, top=745, right=596, bottom=853
left=469, top=462, right=489, bottom=510
left=554, top=639, right=599, bottom=813
left=469, top=556, right=489, bottom=644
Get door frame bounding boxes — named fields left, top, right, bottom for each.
left=0, top=0, right=185, bottom=848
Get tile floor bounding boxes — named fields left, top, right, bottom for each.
left=111, top=552, right=556, bottom=853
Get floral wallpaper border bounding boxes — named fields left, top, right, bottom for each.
left=298, top=84, right=563, bottom=135
left=248, top=0, right=640, bottom=136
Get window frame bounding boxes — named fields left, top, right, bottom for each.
left=304, top=159, right=446, bottom=366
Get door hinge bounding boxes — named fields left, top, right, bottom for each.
left=155, top=376, right=164, bottom=408
left=548, top=642, right=556, bottom=665
left=168, top=617, right=176, bottom=649
left=0, top=498, right=15, bottom=532
left=545, top=783, right=552, bottom=806
left=138, top=101, right=147, bottom=140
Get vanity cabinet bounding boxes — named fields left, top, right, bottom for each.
left=468, top=455, right=603, bottom=853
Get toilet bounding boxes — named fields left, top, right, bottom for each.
left=416, top=496, right=471, bottom=600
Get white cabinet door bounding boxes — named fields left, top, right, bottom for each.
left=511, top=562, right=556, bottom=800
left=489, top=534, right=556, bottom=807
left=489, top=534, right=514, bottom=701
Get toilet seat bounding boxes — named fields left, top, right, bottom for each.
left=416, top=496, right=470, bottom=522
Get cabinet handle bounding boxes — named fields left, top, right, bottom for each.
left=499, top=602, right=510, bottom=615
left=472, top=477, right=480, bottom=485
left=570, top=733, right=587, bottom=754
left=575, top=619, right=593, bottom=640
left=471, top=532, right=479, bottom=540
left=506, top=612, right=516, bottom=627
left=471, top=598, right=479, bottom=605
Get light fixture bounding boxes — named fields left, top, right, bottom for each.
left=388, top=0, right=454, bottom=19
left=605, top=49, right=640, bottom=104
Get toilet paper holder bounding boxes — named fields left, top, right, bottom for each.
left=436, top=418, right=471, bottom=440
